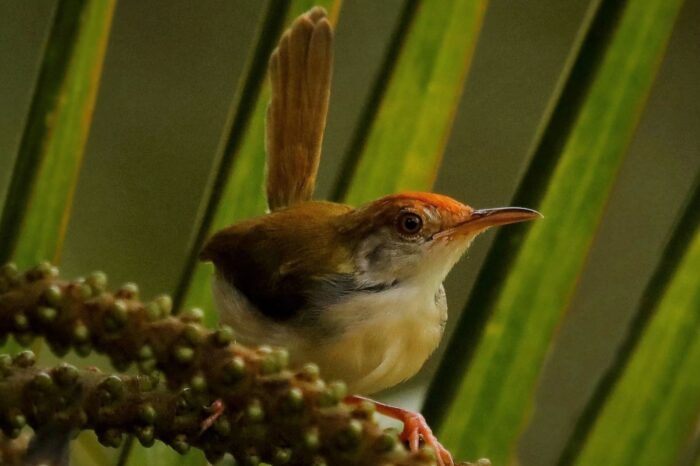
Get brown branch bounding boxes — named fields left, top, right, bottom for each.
left=0, top=262, right=486, bottom=465
left=1, top=353, right=425, bottom=465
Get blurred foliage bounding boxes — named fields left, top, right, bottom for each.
left=334, top=0, right=486, bottom=204
left=568, top=177, right=700, bottom=466
left=1, top=1, right=697, bottom=466
left=0, top=0, right=114, bottom=272
left=426, top=0, right=686, bottom=464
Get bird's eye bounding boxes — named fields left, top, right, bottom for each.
left=397, top=212, right=423, bottom=237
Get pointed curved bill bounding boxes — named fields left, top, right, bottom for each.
left=434, top=207, right=542, bottom=240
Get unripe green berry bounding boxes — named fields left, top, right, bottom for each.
left=117, top=282, right=139, bottom=299
left=138, top=358, right=157, bottom=374
left=351, top=399, right=376, bottom=418
left=138, top=345, right=153, bottom=360
left=0, top=262, right=18, bottom=279
left=53, top=363, right=79, bottom=387
left=87, top=270, right=108, bottom=292
left=329, top=380, right=347, bottom=399
left=273, top=348, right=289, bottom=368
left=213, top=325, right=235, bottom=346
left=8, top=412, right=26, bottom=429
left=73, top=280, right=93, bottom=300
left=317, top=380, right=347, bottom=406
left=37, top=306, right=57, bottom=323
left=173, top=345, right=195, bottom=364
left=13, top=351, right=36, bottom=368
left=171, top=434, right=190, bottom=454
left=181, top=307, right=204, bottom=322
left=273, top=448, right=291, bottom=464
left=138, top=404, right=157, bottom=424
left=335, top=419, right=363, bottom=451
left=190, top=374, right=207, bottom=392
left=136, top=425, right=155, bottom=447
left=144, top=302, right=161, bottom=321
left=13, top=313, right=29, bottom=331
left=43, top=284, right=63, bottom=306
left=283, top=387, right=304, bottom=411
left=182, top=323, right=204, bottom=345
left=0, top=354, right=12, bottom=370
left=375, top=431, right=399, bottom=452
left=31, top=372, right=54, bottom=391
left=107, top=300, right=128, bottom=325
left=299, top=363, right=320, bottom=381
left=213, top=417, right=231, bottom=436
left=246, top=399, right=264, bottom=422
left=259, top=354, right=280, bottom=375
left=155, top=294, right=172, bottom=315
left=31, top=261, right=54, bottom=280
left=72, top=323, right=90, bottom=343
left=100, top=375, right=124, bottom=398
left=223, top=356, right=246, bottom=383
left=304, top=427, right=320, bottom=450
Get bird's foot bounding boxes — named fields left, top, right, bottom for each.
left=200, top=399, right=225, bottom=434
left=397, top=410, right=453, bottom=466
left=345, top=395, right=453, bottom=466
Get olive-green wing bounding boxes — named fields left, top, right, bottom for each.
left=199, top=203, right=353, bottom=320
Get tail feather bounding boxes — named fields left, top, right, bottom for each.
left=266, top=7, right=333, bottom=211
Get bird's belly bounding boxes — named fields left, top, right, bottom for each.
left=302, top=283, right=447, bottom=394
left=214, top=274, right=446, bottom=395
left=309, top=315, right=442, bottom=394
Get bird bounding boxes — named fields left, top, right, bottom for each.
left=200, top=7, right=541, bottom=466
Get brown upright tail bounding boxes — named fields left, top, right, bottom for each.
left=265, top=7, right=333, bottom=211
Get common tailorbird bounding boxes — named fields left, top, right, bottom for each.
left=200, top=8, right=541, bottom=466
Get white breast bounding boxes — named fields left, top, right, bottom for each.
left=312, top=280, right=447, bottom=394
left=213, top=273, right=447, bottom=395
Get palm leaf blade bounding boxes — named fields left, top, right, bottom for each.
left=339, top=0, right=487, bottom=204
left=427, top=0, right=684, bottom=463
left=0, top=0, right=115, bottom=267
left=569, top=176, right=700, bottom=466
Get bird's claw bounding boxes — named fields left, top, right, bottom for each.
left=344, top=395, right=453, bottom=466
left=399, top=411, right=454, bottom=466
left=200, top=399, right=225, bottom=434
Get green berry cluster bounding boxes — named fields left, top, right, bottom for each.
left=0, top=262, right=454, bottom=466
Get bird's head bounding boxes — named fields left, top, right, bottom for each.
left=339, top=192, right=541, bottom=289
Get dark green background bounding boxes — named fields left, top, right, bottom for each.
left=1, top=1, right=698, bottom=464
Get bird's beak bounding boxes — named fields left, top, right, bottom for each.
left=433, top=207, right=542, bottom=240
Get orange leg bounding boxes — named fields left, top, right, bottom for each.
left=345, top=395, right=453, bottom=466
left=200, top=399, right=225, bottom=434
